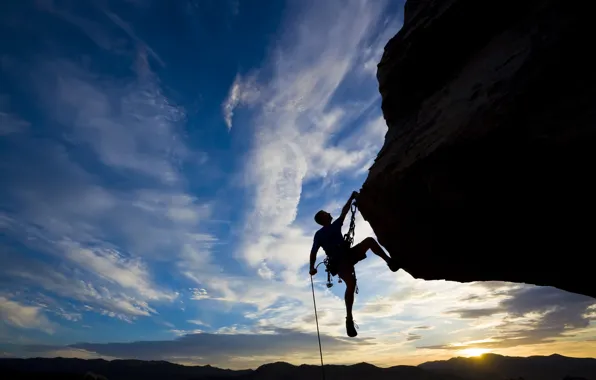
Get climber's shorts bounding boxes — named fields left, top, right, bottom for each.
left=327, top=246, right=367, bottom=276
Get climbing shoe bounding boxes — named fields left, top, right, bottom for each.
left=387, top=258, right=400, bottom=272
left=346, top=317, right=358, bottom=337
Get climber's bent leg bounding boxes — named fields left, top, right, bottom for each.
left=338, top=265, right=358, bottom=337
left=338, top=267, right=356, bottom=319
left=350, top=237, right=399, bottom=271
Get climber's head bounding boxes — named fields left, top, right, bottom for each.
left=314, top=210, right=332, bottom=226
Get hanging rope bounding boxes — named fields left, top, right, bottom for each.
left=310, top=261, right=327, bottom=380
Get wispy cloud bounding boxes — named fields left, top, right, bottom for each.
left=222, top=74, right=259, bottom=130
left=37, top=0, right=164, bottom=66
left=20, top=329, right=368, bottom=368
left=59, top=240, right=176, bottom=302
left=3, top=258, right=161, bottom=321
left=0, top=296, right=55, bottom=334
left=38, top=53, right=186, bottom=184
left=188, top=319, right=210, bottom=327
left=102, top=10, right=165, bottom=67
left=418, top=285, right=596, bottom=351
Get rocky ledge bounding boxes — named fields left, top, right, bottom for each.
left=359, top=0, right=595, bottom=298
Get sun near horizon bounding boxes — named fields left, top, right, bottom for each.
left=458, top=348, right=492, bottom=357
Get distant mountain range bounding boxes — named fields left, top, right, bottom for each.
left=419, top=353, right=595, bottom=380
left=0, top=353, right=594, bottom=380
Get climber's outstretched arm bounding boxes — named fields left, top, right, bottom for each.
left=337, top=191, right=359, bottom=225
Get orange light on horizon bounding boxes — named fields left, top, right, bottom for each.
left=458, top=348, right=491, bottom=357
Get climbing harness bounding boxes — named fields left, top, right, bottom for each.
left=309, top=200, right=360, bottom=380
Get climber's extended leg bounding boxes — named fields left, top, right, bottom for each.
left=338, top=265, right=358, bottom=337
left=350, top=237, right=400, bottom=272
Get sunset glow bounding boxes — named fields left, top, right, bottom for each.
left=459, top=348, right=491, bottom=357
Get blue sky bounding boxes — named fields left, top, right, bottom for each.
left=1, top=0, right=595, bottom=370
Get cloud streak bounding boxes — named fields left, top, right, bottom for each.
left=18, top=329, right=367, bottom=367
left=0, top=296, right=55, bottom=334
left=42, top=54, right=186, bottom=184
left=419, top=286, right=596, bottom=350
left=222, top=74, right=259, bottom=130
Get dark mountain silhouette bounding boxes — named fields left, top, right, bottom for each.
left=0, top=357, right=249, bottom=380
left=1, top=354, right=594, bottom=380
left=419, top=353, right=596, bottom=380
left=242, top=361, right=463, bottom=380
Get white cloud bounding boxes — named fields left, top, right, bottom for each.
left=170, top=328, right=204, bottom=336
left=0, top=296, right=55, bottom=334
left=188, top=319, right=210, bottom=327
left=54, top=308, right=82, bottom=322
left=39, top=51, right=186, bottom=184
left=5, top=264, right=157, bottom=320
left=257, top=262, right=274, bottom=280
left=59, top=240, right=176, bottom=301
left=132, top=190, right=211, bottom=226
left=28, top=293, right=83, bottom=322
left=222, top=73, right=259, bottom=130
left=243, top=223, right=314, bottom=274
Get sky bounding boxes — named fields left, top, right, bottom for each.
left=1, top=0, right=595, bottom=370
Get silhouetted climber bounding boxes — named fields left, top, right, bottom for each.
left=309, top=191, right=399, bottom=337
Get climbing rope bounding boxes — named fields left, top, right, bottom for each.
left=310, top=267, right=326, bottom=380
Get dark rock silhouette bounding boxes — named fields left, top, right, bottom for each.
left=1, top=354, right=594, bottom=380
left=358, top=0, right=596, bottom=298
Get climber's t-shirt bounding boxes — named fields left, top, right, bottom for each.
left=311, top=218, right=345, bottom=256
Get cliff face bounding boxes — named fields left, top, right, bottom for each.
left=359, top=0, right=596, bottom=298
